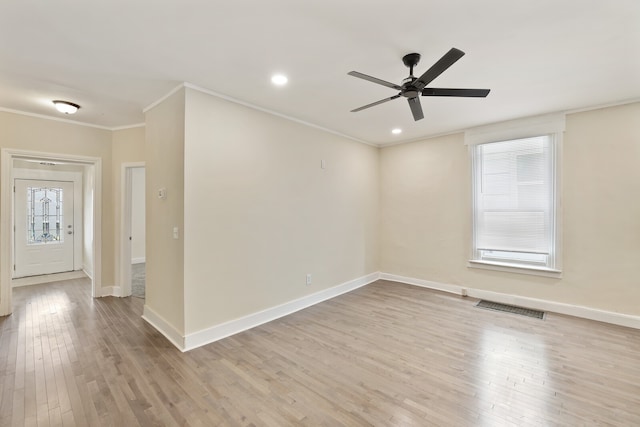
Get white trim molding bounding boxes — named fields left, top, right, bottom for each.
left=1, top=149, right=102, bottom=315
left=99, top=285, right=123, bottom=297
left=144, top=83, right=371, bottom=146
left=12, top=270, right=87, bottom=288
left=183, top=272, right=380, bottom=351
left=140, top=270, right=640, bottom=352
left=0, top=107, right=113, bottom=130
left=142, top=272, right=380, bottom=352
left=380, top=273, right=464, bottom=295
left=467, top=117, right=564, bottom=274
left=467, top=260, right=562, bottom=278
left=380, top=273, right=640, bottom=330
left=464, top=113, right=566, bottom=146
left=111, top=123, right=145, bottom=131
left=142, top=83, right=185, bottom=113
left=119, top=162, right=146, bottom=297
left=466, top=288, right=640, bottom=329
left=142, top=305, right=185, bottom=350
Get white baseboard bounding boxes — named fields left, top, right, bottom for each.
left=381, top=272, right=640, bottom=330
left=99, top=285, right=123, bottom=297
left=142, top=305, right=185, bottom=350
left=182, top=271, right=381, bottom=351
left=380, top=273, right=464, bottom=295
left=82, top=268, right=93, bottom=280
left=466, top=288, right=640, bottom=329
left=131, top=257, right=146, bottom=265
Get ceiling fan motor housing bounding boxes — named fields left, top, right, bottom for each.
left=401, top=87, right=420, bottom=98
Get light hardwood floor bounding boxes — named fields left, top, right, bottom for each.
left=1, top=278, right=639, bottom=426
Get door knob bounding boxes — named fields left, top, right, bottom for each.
left=67, top=231, right=73, bottom=235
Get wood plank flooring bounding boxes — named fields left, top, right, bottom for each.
left=1, top=278, right=639, bottom=426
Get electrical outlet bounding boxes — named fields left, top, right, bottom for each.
left=306, top=274, right=312, bottom=286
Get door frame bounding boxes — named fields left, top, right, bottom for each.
left=13, top=169, right=84, bottom=275
left=1, top=148, right=102, bottom=316
left=119, top=162, right=145, bottom=297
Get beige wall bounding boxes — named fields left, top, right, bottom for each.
left=111, top=127, right=145, bottom=284
left=380, top=102, right=640, bottom=315
left=0, top=111, right=114, bottom=291
left=144, top=90, right=186, bottom=333
left=182, top=88, right=379, bottom=334
left=2, top=96, right=636, bottom=336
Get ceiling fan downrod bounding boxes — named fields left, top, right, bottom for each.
left=402, top=53, right=421, bottom=79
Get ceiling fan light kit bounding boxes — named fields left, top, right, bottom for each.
left=348, top=47, right=490, bottom=121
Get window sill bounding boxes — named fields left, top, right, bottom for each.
left=468, top=260, right=562, bottom=278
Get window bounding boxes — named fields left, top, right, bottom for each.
left=470, top=133, right=559, bottom=273
left=27, top=186, right=65, bottom=244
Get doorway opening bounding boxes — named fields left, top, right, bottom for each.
left=1, top=149, right=102, bottom=316
left=120, top=163, right=145, bottom=298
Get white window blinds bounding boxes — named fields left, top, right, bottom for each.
left=473, top=135, right=555, bottom=265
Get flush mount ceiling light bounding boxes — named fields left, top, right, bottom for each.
left=52, top=100, right=80, bottom=114
left=271, top=74, right=288, bottom=86
left=392, top=128, right=402, bottom=134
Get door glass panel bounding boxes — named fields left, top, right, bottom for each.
left=27, top=186, right=64, bottom=244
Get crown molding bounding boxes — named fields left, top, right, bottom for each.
left=142, top=82, right=375, bottom=147
left=563, top=97, right=640, bottom=115
left=110, top=123, right=145, bottom=131
left=0, top=107, right=146, bottom=131
left=142, top=82, right=185, bottom=114
left=378, top=97, right=640, bottom=149
left=5, top=96, right=637, bottom=146
left=183, top=83, right=373, bottom=146
left=0, top=107, right=113, bottom=130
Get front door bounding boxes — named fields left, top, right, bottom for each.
left=14, top=179, right=75, bottom=278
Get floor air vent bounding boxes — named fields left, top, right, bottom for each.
left=476, top=300, right=545, bottom=319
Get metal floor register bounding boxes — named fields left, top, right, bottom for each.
left=476, top=300, right=545, bottom=319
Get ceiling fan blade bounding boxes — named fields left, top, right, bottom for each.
left=348, top=71, right=402, bottom=90
left=351, top=94, right=401, bottom=112
left=422, top=88, right=490, bottom=97
left=412, top=48, right=465, bottom=90
left=407, top=97, right=424, bottom=121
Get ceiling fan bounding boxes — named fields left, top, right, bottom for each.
left=348, top=48, right=490, bottom=121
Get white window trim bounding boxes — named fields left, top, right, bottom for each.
left=468, top=260, right=562, bottom=278
left=466, top=114, right=564, bottom=277
left=464, top=113, right=566, bottom=146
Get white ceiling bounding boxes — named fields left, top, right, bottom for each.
left=1, top=0, right=639, bottom=145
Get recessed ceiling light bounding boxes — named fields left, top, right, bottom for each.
left=52, top=100, right=80, bottom=114
left=271, top=74, right=288, bottom=86
left=392, top=128, right=402, bottom=134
